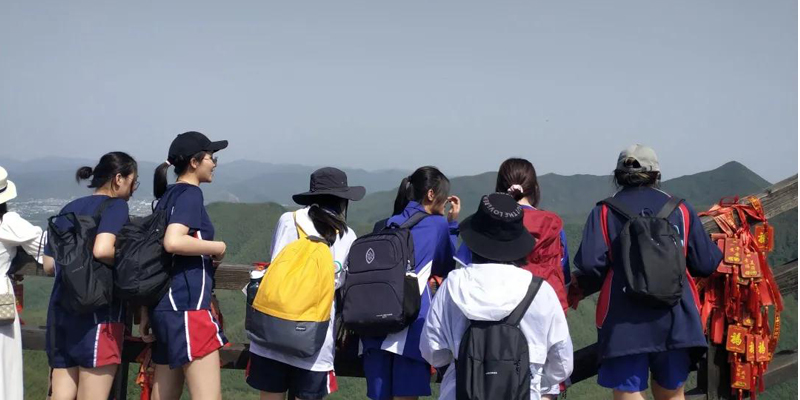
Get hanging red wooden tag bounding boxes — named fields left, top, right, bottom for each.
left=731, top=360, right=752, bottom=390
left=755, top=335, right=771, bottom=362
left=740, top=249, right=762, bottom=278
left=746, top=334, right=756, bottom=362
left=726, top=325, right=748, bottom=353
left=754, top=224, right=774, bottom=252
left=724, top=238, right=743, bottom=265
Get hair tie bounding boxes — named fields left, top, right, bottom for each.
left=507, top=184, right=524, bottom=193
left=165, top=160, right=171, bottom=166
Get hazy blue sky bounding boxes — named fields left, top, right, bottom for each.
left=1, top=0, right=796, bottom=181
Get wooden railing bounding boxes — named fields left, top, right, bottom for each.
left=13, top=174, right=798, bottom=400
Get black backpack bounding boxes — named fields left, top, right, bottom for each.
left=113, top=185, right=189, bottom=306
left=47, top=198, right=116, bottom=314
left=600, top=196, right=686, bottom=308
left=456, top=277, right=543, bottom=400
left=342, top=212, right=429, bottom=337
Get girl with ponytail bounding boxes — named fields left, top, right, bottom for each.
left=362, top=166, right=461, bottom=400
left=246, top=167, right=365, bottom=399
left=141, top=131, right=229, bottom=400
left=43, top=152, right=138, bottom=400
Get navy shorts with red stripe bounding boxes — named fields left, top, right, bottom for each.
left=150, top=309, right=228, bottom=369
left=47, top=319, right=124, bottom=369
left=246, top=353, right=338, bottom=399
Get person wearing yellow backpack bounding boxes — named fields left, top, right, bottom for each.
left=247, top=167, right=365, bottom=400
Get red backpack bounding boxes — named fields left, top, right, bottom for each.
left=521, top=208, right=568, bottom=312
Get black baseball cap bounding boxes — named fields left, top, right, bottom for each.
left=167, top=131, right=228, bottom=163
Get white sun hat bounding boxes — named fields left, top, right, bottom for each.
left=0, top=166, right=18, bottom=205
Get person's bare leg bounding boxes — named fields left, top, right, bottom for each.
left=261, top=392, right=286, bottom=400
left=183, top=350, right=222, bottom=400
left=394, top=397, right=419, bottom=400
left=49, top=367, right=79, bottom=400
left=613, top=390, right=647, bottom=400
left=152, top=363, right=185, bottom=400
left=76, top=365, right=118, bottom=400
left=651, top=380, right=685, bottom=400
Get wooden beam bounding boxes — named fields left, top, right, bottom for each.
left=701, top=174, right=798, bottom=234
left=773, top=259, right=798, bottom=296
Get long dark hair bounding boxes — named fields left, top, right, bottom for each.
left=153, top=151, right=209, bottom=199
left=0, top=202, right=7, bottom=222
left=75, top=152, right=138, bottom=189
left=307, top=195, right=349, bottom=245
left=393, top=166, right=450, bottom=215
left=495, top=158, right=541, bottom=207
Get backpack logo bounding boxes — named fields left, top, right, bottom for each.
left=366, top=248, right=375, bottom=264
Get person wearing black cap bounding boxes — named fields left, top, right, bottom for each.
left=421, top=193, right=573, bottom=400
left=246, top=167, right=364, bottom=400
left=142, top=131, right=229, bottom=400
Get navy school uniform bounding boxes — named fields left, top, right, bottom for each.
left=149, top=183, right=227, bottom=369
left=574, top=187, right=722, bottom=391
left=361, top=201, right=458, bottom=400
left=45, top=195, right=128, bottom=369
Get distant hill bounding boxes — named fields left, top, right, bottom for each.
left=348, top=161, right=774, bottom=232
left=3, top=157, right=408, bottom=205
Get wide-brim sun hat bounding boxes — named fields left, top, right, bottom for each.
left=292, top=167, right=366, bottom=205
left=0, top=166, right=18, bottom=205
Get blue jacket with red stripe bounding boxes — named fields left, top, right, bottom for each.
left=574, top=187, right=722, bottom=361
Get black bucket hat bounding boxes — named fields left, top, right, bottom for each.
left=292, top=167, right=366, bottom=205
left=459, top=192, right=536, bottom=262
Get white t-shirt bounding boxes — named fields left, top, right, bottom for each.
left=248, top=208, right=356, bottom=372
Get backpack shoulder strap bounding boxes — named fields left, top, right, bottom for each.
left=93, top=197, right=118, bottom=220
left=599, top=197, right=637, bottom=220
left=656, top=197, right=684, bottom=219
left=505, top=277, right=544, bottom=326
left=399, top=211, right=430, bottom=230
left=293, top=211, right=307, bottom=239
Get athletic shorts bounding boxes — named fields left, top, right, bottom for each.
left=597, top=349, right=691, bottom=392
left=46, top=319, right=124, bottom=369
left=246, top=353, right=338, bottom=399
left=363, top=349, right=432, bottom=400
left=150, top=309, right=228, bottom=369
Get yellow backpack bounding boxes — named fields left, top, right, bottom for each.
left=248, top=213, right=335, bottom=357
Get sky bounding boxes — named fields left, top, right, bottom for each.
left=0, top=0, right=797, bottom=182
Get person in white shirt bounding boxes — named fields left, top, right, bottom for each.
left=421, top=193, right=573, bottom=400
left=0, top=166, right=47, bottom=400
left=246, top=167, right=365, bottom=400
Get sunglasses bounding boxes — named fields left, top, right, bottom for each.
left=204, top=155, right=219, bottom=165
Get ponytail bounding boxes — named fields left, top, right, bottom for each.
left=153, top=151, right=209, bottom=199
left=75, top=166, right=93, bottom=182
left=392, top=166, right=450, bottom=216
left=496, top=158, right=540, bottom=207
left=392, top=177, right=414, bottom=216
left=75, top=152, right=137, bottom=189
left=153, top=162, right=171, bottom=199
